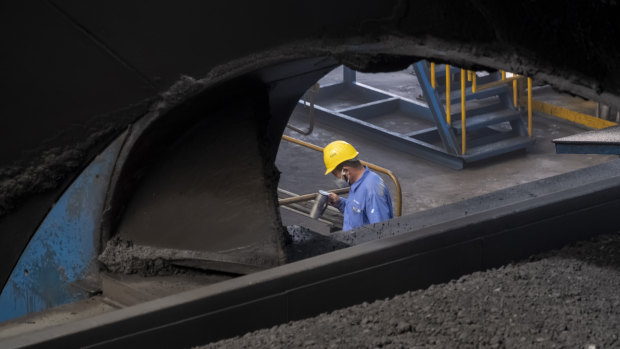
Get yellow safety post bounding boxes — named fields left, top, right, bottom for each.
left=446, top=65, right=451, bottom=124
left=527, top=77, right=532, bottom=136
left=475, top=76, right=520, bottom=92
left=430, top=62, right=436, bottom=89
left=461, top=69, right=466, bottom=154
left=501, top=70, right=506, bottom=80
left=472, top=71, right=477, bottom=93
left=513, top=76, right=518, bottom=108
left=467, top=70, right=472, bottom=82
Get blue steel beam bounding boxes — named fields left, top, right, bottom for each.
left=311, top=104, right=464, bottom=169
left=339, top=98, right=399, bottom=120
left=413, top=61, right=460, bottom=155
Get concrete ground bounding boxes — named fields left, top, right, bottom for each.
left=277, top=66, right=617, bottom=234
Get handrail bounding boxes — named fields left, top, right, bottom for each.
left=461, top=68, right=467, bottom=154
left=513, top=78, right=518, bottom=107
left=281, top=134, right=403, bottom=216
left=476, top=75, right=521, bottom=92
left=528, top=77, right=533, bottom=136
left=445, top=64, right=451, bottom=124
left=429, top=62, right=533, bottom=143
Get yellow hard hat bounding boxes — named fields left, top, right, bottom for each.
left=323, top=140, right=359, bottom=175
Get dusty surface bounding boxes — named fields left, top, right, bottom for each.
left=98, top=236, right=187, bottom=276
left=0, top=127, right=113, bottom=218
left=284, top=225, right=349, bottom=263
left=554, top=125, right=620, bottom=144
left=0, top=295, right=118, bottom=340
left=99, top=226, right=349, bottom=274
left=98, top=236, right=273, bottom=276
left=200, top=232, right=620, bottom=349
left=113, top=80, right=287, bottom=270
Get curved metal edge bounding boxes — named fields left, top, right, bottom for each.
left=0, top=133, right=127, bottom=322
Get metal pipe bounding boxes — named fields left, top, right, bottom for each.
left=286, top=83, right=319, bottom=136
left=430, top=62, right=436, bottom=89
left=282, top=134, right=323, bottom=151
left=446, top=65, right=451, bottom=124
left=472, top=71, right=477, bottom=93
left=528, top=77, right=533, bottom=136
left=501, top=70, right=506, bottom=80
left=461, top=69, right=466, bottom=155
left=467, top=70, right=472, bottom=82
left=281, top=135, right=403, bottom=216
left=278, top=188, right=350, bottom=205
left=513, top=78, right=518, bottom=108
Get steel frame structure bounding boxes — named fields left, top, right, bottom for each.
left=306, top=61, right=535, bottom=169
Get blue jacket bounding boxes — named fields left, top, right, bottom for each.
left=336, top=168, right=393, bottom=231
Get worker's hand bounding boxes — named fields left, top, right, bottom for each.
left=327, top=193, right=340, bottom=207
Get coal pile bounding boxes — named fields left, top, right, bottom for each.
left=284, top=225, right=350, bottom=263
left=200, top=232, right=620, bottom=348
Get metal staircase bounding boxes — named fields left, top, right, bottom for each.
left=417, top=61, right=533, bottom=161
left=303, top=60, right=535, bottom=169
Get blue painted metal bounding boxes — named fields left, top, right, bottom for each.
left=0, top=134, right=125, bottom=322
left=343, top=66, right=356, bottom=84
left=311, top=104, right=465, bottom=169
left=339, top=98, right=399, bottom=120
left=413, top=61, right=460, bottom=154
left=555, top=144, right=620, bottom=154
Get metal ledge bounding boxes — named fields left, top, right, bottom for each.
left=554, top=125, right=620, bottom=154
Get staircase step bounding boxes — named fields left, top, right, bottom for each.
left=452, top=109, right=522, bottom=132
left=465, top=136, right=535, bottom=161
left=441, top=85, right=511, bottom=103
left=452, top=102, right=505, bottom=120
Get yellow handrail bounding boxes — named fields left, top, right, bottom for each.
left=281, top=134, right=403, bottom=217
left=476, top=75, right=521, bottom=92
left=528, top=77, right=532, bottom=136
left=445, top=65, right=451, bottom=124
left=513, top=79, right=518, bottom=108
left=432, top=65, right=530, bottom=146
left=472, top=71, right=477, bottom=93
left=461, top=69, right=466, bottom=154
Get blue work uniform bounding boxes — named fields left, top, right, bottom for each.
left=336, top=167, right=393, bottom=231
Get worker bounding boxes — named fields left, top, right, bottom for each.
left=323, top=140, right=393, bottom=231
